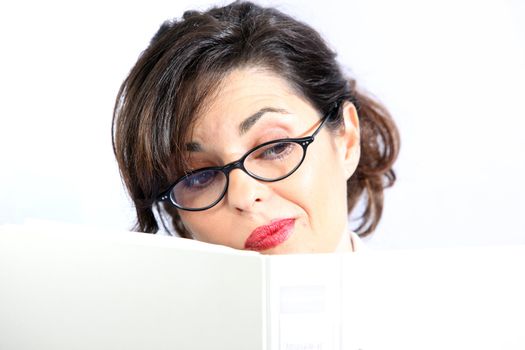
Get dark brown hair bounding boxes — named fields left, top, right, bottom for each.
left=112, top=1, right=399, bottom=238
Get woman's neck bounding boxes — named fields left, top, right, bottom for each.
left=334, top=228, right=353, bottom=253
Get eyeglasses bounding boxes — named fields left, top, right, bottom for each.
left=158, top=104, right=339, bottom=211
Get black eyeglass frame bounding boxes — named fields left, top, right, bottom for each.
left=158, top=103, right=340, bottom=211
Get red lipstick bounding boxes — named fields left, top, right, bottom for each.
left=244, top=218, right=295, bottom=251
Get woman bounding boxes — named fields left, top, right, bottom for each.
left=112, top=1, right=399, bottom=254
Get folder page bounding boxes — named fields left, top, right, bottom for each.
left=341, top=247, right=525, bottom=350
left=0, top=224, right=266, bottom=350
left=265, top=254, right=343, bottom=350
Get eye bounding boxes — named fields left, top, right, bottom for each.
left=181, top=170, right=219, bottom=190
left=254, top=142, right=295, bottom=160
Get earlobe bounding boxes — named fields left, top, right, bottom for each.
left=340, top=102, right=360, bottom=180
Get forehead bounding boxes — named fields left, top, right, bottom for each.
left=191, top=67, right=307, bottom=138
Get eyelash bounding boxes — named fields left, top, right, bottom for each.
left=254, top=142, right=294, bottom=161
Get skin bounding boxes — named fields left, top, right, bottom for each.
left=177, top=67, right=360, bottom=254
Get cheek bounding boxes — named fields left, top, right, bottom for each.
left=177, top=212, right=201, bottom=239
left=178, top=209, right=243, bottom=247
left=279, top=150, right=342, bottom=212
left=288, top=144, right=349, bottom=225
left=178, top=211, right=218, bottom=241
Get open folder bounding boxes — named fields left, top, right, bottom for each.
left=1, top=222, right=524, bottom=350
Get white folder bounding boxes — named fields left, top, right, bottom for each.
left=1, top=223, right=524, bottom=349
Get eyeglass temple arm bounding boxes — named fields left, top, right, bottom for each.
left=312, top=102, right=341, bottom=137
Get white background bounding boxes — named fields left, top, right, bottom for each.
left=1, top=0, right=524, bottom=249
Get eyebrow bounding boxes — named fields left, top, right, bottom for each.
left=185, top=142, right=202, bottom=152
left=185, top=107, right=290, bottom=152
left=238, top=107, right=290, bottom=135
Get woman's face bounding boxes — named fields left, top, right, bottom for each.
left=177, top=67, right=360, bottom=254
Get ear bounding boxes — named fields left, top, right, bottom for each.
left=336, top=101, right=360, bottom=180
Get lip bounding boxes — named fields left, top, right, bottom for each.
left=244, top=218, right=295, bottom=251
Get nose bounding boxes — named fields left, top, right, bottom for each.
left=226, top=168, right=268, bottom=212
